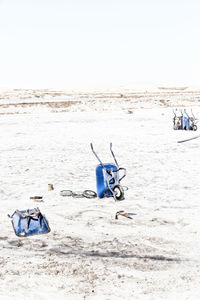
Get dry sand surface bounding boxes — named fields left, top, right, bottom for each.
left=0, top=88, right=200, bottom=300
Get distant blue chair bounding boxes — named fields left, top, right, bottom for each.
left=186, top=116, right=190, bottom=130
left=181, top=115, right=187, bottom=130
left=91, top=143, right=126, bottom=201
left=8, top=208, right=51, bottom=237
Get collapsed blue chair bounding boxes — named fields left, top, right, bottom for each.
left=91, top=143, right=126, bottom=201
left=8, top=208, right=51, bottom=237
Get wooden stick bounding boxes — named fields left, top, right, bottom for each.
left=178, top=134, right=200, bottom=143
left=115, top=210, right=133, bottom=220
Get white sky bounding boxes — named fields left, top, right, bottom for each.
left=0, top=0, right=200, bottom=89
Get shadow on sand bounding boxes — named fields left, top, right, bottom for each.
left=49, top=247, right=181, bottom=262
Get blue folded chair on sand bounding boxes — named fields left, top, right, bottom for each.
left=8, top=208, right=51, bottom=237
left=91, top=143, right=126, bottom=201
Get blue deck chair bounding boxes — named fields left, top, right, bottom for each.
left=181, top=115, right=187, bottom=130
left=91, top=143, right=126, bottom=201
left=179, top=109, right=188, bottom=130
left=186, top=116, right=191, bottom=130
left=184, top=109, right=191, bottom=130
left=8, top=208, right=51, bottom=237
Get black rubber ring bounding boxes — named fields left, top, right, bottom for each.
left=83, top=190, right=97, bottom=198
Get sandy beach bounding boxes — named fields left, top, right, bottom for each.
left=0, top=88, right=200, bottom=300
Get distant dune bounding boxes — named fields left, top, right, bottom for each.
left=0, top=87, right=200, bottom=116
left=1, top=86, right=200, bottom=101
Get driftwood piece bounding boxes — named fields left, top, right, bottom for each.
left=178, top=134, right=200, bottom=143
left=30, top=196, right=44, bottom=202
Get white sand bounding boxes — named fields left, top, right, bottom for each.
left=0, top=90, right=200, bottom=299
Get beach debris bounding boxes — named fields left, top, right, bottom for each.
left=83, top=190, right=97, bottom=198
left=178, top=134, right=200, bottom=143
left=48, top=184, right=54, bottom=191
left=91, top=143, right=126, bottom=201
left=60, top=189, right=97, bottom=198
left=60, top=190, right=73, bottom=197
left=30, top=196, right=44, bottom=202
left=173, top=109, right=198, bottom=131
left=115, top=210, right=135, bottom=220
left=8, top=208, right=51, bottom=237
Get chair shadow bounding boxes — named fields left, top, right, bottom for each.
left=49, top=247, right=182, bottom=262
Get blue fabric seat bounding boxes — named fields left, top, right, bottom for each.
left=96, top=163, right=118, bottom=198
left=8, top=208, right=51, bottom=237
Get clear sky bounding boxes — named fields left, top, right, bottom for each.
left=0, top=0, right=200, bottom=89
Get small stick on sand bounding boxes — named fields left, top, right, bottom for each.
left=115, top=210, right=133, bottom=220
left=178, top=134, right=200, bottom=143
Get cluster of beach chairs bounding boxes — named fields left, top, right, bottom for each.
left=173, top=109, right=198, bottom=131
